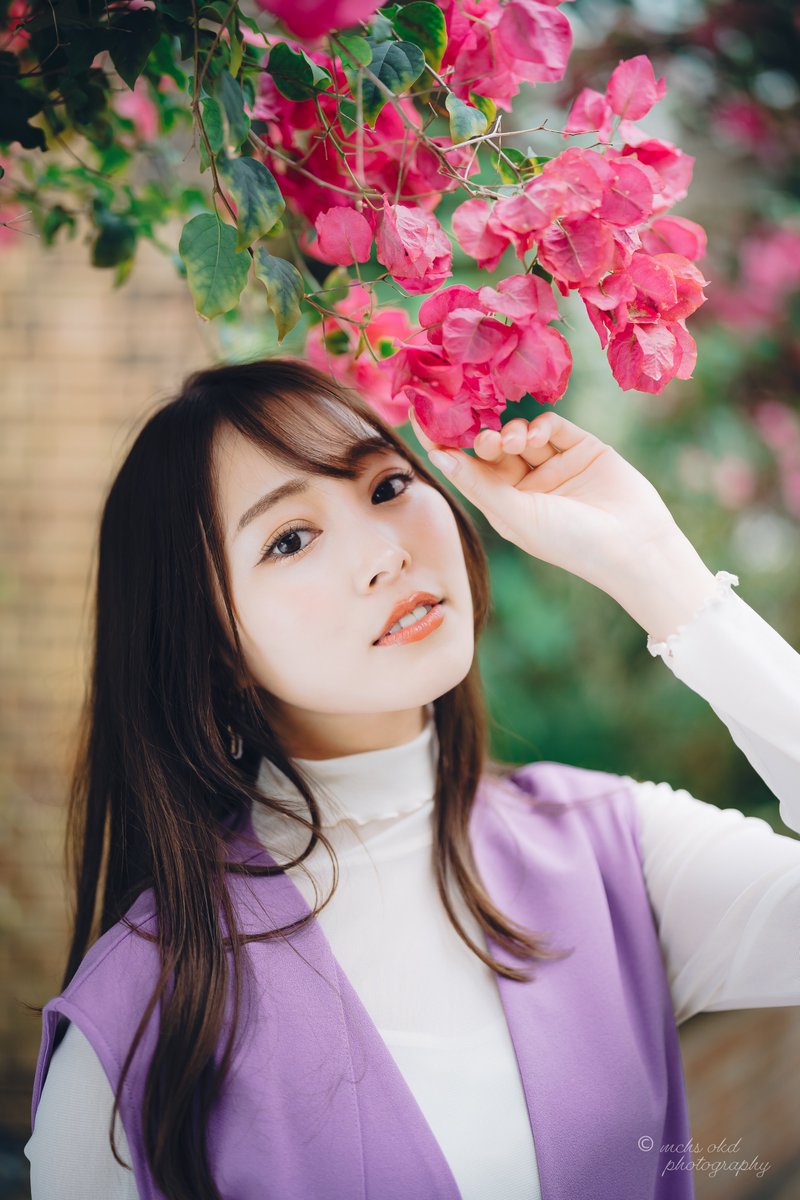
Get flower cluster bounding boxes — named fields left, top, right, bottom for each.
left=247, top=21, right=708, bottom=443
left=304, top=284, right=415, bottom=425
left=437, top=0, right=573, bottom=114
left=443, top=55, right=708, bottom=404
left=390, top=275, right=572, bottom=446
left=250, top=47, right=481, bottom=230
left=314, top=196, right=452, bottom=294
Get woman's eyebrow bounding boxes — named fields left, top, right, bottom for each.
left=234, top=437, right=396, bottom=539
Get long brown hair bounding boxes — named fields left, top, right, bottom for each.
left=50, top=358, right=567, bottom=1199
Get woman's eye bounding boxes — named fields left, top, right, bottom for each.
left=258, top=468, right=415, bottom=565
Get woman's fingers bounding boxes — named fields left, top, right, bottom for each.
left=519, top=437, right=610, bottom=495
left=411, top=402, right=603, bottom=496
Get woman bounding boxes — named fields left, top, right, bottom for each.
left=25, top=358, right=800, bottom=1200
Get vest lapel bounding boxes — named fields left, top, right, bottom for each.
left=226, top=809, right=463, bottom=1199
left=470, top=774, right=691, bottom=1200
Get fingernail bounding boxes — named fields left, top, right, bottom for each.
left=428, top=450, right=458, bottom=476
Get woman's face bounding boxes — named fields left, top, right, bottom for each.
left=213, top=418, right=475, bottom=757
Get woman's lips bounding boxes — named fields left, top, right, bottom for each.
left=373, top=601, right=446, bottom=647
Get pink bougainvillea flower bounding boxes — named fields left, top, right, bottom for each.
left=391, top=335, right=466, bottom=402
left=537, top=214, right=617, bottom=287
left=389, top=265, right=572, bottom=445
left=254, top=0, right=383, bottom=41
left=494, top=321, right=573, bottom=403
left=489, top=191, right=547, bottom=258
left=580, top=251, right=706, bottom=339
left=496, top=0, right=573, bottom=81
left=563, top=87, right=614, bottom=142
left=113, top=77, right=159, bottom=141
left=375, top=197, right=453, bottom=294
left=597, top=158, right=654, bottom=227
left=607, top=319, right=696, bottom=393
left=564, top=55, right=665, bottom=142
left=313, top=206, right=374, bottom=265
left=606, top=55, right=667, bottom=122
left=418, top=285, right=484, bottom=346
left=451, top=198, right=511, bottom=270
left=619, top=132, right=694, bottom=212
left=305, top=284, right=415, bottom=425
left=639, top=215, right=707, bottom=260
left=478, top=274, right=560, bottom=324
left=533, top=147, right=613, bottom=220
left=2, top=0, right=30, bottom=51
left=653, top=253, right=708, bottom=323
left=436, top=0, right=572, bottom=114
left=441, top=309, right=519, bottom=365
left=408, top=384, right=490, bottom=445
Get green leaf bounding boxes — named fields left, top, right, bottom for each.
left=178, top=212, right=250, bottom=319
left=91, top=204, right=137, bottom=268
left=42, top=205, right=77, bottom=246
left=337, top=97, right=358, bottom=134
left=368, top=13, right=396, bottom=42
left=107, top=8, right=162, bottom=90
left=445, top=92, right=488, bottom=145
left=324, top=328, right=350, bottom=354
left=253, top=248, right=304, bottom=342
left=218, top=154, right=285, bottom=251
left=0, top=51, right=47, bottom=149
left=333, top=34, right=372, bottom=70
left=319, top=266, right=352, bottom=306
left=267, top=42, right=333, bottom=102
left=157, top=0, right=193, bottom=20
left=491, top=147, right=544, bottom=184
left=202, top=96, right=224, bottom=154
left=468, top=92, right=496, bottom=125
left=229, top=29, right=244, bottom=79
left=392, top=2, right=447, bottom=71
left=215, top=68, right=250, bottom=149
left=361, top=39, right=425, bottom=126
left=197, top=0, right=233, bottom=20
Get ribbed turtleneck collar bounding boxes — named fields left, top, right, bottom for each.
left=254, top=703, right=438, bottom=828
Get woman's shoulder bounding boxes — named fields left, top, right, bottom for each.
left=482, top=758, right=636, bottom=811
left=56, top=888, right=160, bottom=1015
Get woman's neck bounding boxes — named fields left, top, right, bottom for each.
left=255, top=702, right=438, bottom=828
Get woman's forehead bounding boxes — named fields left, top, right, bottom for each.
left=212, top=417, right=399, bottom=527
left=213, top=414, right=388, bottom=476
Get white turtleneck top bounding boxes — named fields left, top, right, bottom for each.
left=25, top=574, right=800, bottom=1199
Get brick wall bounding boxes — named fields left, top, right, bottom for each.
left=0, top=223, right=207, bottom=1146
left=1, top=226, right=798, bottom=1200
left=682, top=1007, right=800, bottom=1199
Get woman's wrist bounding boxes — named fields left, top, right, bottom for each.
left=605, top=530, right=720, bottom=644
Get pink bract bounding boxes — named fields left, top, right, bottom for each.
left=313, top=206, right=374, bottom=265
left=375, top=198, right=453, bottom=295
left=606, top=55, right=667, bottom=122
left=253, top=0, right=383, bottom=41
left=305, top=285, right=416, bottom=425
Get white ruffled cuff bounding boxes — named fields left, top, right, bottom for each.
left=646, top=570, right=740, bottom=660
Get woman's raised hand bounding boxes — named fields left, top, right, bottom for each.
left=408, top=406, right=709, bottom=609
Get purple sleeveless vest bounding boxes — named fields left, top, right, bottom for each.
left=30, top=761, right=694, bottom=1199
